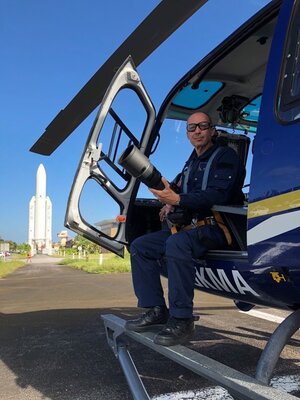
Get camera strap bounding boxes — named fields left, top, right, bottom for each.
left=201, top=147, right=222, bottom=191
left=182, top=161, right=193, bottom=193
left=200, top=146, right=232, bottom=245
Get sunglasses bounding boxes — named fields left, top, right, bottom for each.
left=187, top=122, right=212, bottom=132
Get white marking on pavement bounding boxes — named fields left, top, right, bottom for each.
left=271, top=375, right=300, bottom=393
left=239, top=309, right=286, bottom=324
left=152, top=376, right=300, bottom=399
left=152, top=386, right=233, bottom=400
left=153, top=311, right=299, bottom=399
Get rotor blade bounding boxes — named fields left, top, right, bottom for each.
left=30, top=0, right=207, bottom=155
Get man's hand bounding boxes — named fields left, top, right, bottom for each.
left=150, top=177, right=180, bottom=205
left=159, top=204, right=175, bottom=221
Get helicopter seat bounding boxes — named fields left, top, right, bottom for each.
left=209, top=131, right=250, bottom=251
left=215, top=130, right=250, bottom=167
left=212, top=204, right=247, bottom=251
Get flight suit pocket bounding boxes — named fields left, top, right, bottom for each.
left=212, top=169, right=233, bottom=189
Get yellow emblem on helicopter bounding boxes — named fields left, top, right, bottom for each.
left=270, top=272, right=286, bottom=283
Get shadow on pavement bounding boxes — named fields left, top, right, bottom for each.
left=1, top=307, right=300, bottom=400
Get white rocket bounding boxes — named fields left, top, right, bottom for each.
left=28, top=164, right=52, bottom=254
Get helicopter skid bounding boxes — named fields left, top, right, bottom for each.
left=102, top=312, right=300, bottom=400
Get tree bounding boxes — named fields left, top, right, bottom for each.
left=7, top=240, right=17, bottom=251
left=17, top=243, right=31, bottom=254
left=72, top=235, right=101, bottom=254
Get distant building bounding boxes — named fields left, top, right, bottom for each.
left=65, top=239, right=74, bottom=248
left=57, top=230, right=68, bottom=247
left=28, top=164, right=52, bottom=255
left=56, top=231, right=74, bottom=248
left=0, top=243, right=10, bottom=252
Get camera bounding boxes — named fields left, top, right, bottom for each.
left=118, top=145, right=192, bottom=226
left=118, top=144, right=165, bottom=190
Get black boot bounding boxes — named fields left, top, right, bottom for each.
left=153, top=316, right=194, bottom=346
left=125, top=306, right=169, bottom=332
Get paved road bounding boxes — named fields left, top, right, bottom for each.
left=1, top=255, right=300, bottom=399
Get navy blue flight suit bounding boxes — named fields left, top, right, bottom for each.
left=130, top=143, right=245, bottom=319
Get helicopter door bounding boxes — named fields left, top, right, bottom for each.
left=247, top=0, right=300, bottom=266
left=65, top=56, right=155, bottom=257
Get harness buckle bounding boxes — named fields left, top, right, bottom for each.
left=204, top=216, right=216, bottom=225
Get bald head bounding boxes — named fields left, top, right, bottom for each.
left=187, top=112, right=212, bottom=126
left=186, top=112, right=215, bottom=156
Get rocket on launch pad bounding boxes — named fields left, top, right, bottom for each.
left=28, top=164, right=52, bottom=254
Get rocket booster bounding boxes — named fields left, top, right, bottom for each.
left=36, top=163, right=46, bottom=198
left=34, top=164, right=46, bottom=242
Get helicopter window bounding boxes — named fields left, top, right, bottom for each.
left=79, top=178, right=122, bottom=240
left=277, top=0, right=300, bottom=122
left=136, top=118, right=191, bottom=199
left=171, top=81, right=224, bottom=109
left=96, top=87, right=149, bottom=191
left=240, top=95, right=262, bottom=123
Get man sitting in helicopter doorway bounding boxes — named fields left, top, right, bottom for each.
left=125, top=111, right=245, bottom=346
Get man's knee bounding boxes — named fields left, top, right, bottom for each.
left=129, top=238, right=137, bottom=254
left=165, top=233, right=191, bottom=258
left=130, top=236, right=143, bottom=256
left=130, top=234, right=153, bottom=258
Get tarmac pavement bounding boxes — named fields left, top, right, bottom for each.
left=1, top=255, right=300, bottom=399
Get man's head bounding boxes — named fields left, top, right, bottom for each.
left=186, top=112, right=215, bottom=156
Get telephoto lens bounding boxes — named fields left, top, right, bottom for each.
left=118, top=144, right=164, bottom=190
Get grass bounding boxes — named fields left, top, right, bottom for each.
left=59, top=252, right=131, bottom=274
left=0, top=253, right=131, bottom=277
left=0, top=259, right=26, bottom=278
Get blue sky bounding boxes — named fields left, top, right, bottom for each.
left=0, top=0, right=270, bottom=244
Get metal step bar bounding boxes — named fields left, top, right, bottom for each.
left=102, top=313, right=300, bottom=400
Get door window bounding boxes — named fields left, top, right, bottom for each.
left=78, top=87, right=149, bottom=235
left=95, top=88, right=148, bottom=191
left=79, top=178, right=121, bottom=239
left=277, top=0, right=300, bottom=122
left=65, top=57, right=156, bottom=255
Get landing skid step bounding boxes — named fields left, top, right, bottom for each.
left=102, top=313, right=299, bottom=400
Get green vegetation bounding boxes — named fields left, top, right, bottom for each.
left=58, top=234, right=131, bottom=274
left=71, top=235, right=101, bottom=254
left=0, top=259, right=26, bottom=278
left=16, top=242, right=31, bottom=253
left=0, top=234, right=130, bottom=277
left=0, top=238, right=30, bottom=254
left=59, top=252, right=131, bottom=274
